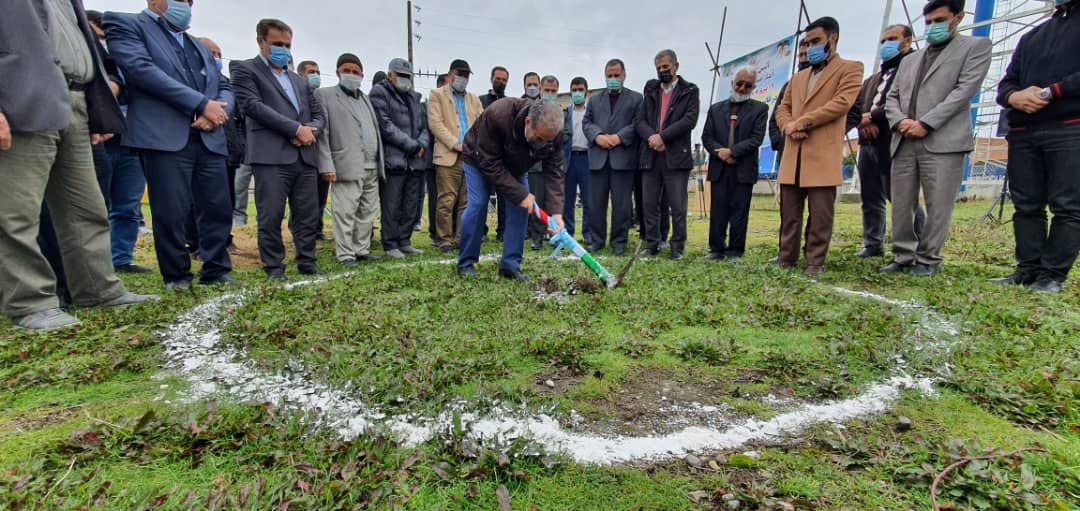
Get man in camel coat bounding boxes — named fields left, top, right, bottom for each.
left=774, top=16, right=864, bottom=276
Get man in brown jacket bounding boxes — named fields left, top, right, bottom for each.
left=775, top=16, right=863, bottom=276
left=457, top=99, right=566, bottom=280
left=428, top=59, right=484, bottom=253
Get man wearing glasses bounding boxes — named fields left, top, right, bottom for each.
left=701, top=66, right=769, bottom=262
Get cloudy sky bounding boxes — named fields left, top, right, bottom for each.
left=86, top=0, right=934, bottom=96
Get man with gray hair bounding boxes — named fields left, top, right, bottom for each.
left=636, top=48, right=700, bottom=260
left=458, top=99, right=566, bottom=280
left=701, top=65, right=768, bottom=261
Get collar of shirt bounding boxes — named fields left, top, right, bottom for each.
left=144, top=9, right=185, bottom=47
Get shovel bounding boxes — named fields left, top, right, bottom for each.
left=533, top=206, right=642, bottom=289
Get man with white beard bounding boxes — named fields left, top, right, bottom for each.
left=700, top=66, right=769, bottom=261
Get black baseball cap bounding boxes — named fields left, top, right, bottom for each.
left=449, top=59, right=472, bottom=74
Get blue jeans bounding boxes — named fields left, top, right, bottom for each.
left=563, top=151, right=591, bottom=243
left=105, top=143, right=146, bottom=267
left=459, top=162, right=528, bottom=272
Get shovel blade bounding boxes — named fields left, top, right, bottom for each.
left=606, top=240, right=644, bottom=289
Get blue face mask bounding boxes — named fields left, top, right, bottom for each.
left=926, top=21, right=953, bottom=45
left=307, top=73, right=322, bottom=89
left=214, top=58, right=223, bottom=72
left=571, top=91, right=586, bottom=105
left=879, top=40, right=901, bottom=62
left=268, top=45, right=291, bottom=68
left=542, top=93, right=558, bottom=103
left=163, top=0, right=192, bottom=31
left=606, top=77, right=623, bottom=92
left=806, top=42, right=830, bottom=65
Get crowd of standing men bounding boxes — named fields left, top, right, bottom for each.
left=1, top=0, right=1078, bottom=331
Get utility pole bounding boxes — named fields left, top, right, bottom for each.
left=407, top=0, right=414, bottom=66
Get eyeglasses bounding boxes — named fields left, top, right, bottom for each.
left=734, top=81, right=755, bottom=89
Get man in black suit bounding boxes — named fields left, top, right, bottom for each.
left=230, top=18, right=326, bottom=280
left=1, top=0, right=157, bottom=331
left=635, top=49, right=701, bottom=260
left=702, top=66, right=769, bottom=261
left=583, top=58, right=643, bottom=255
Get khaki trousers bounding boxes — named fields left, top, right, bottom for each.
left=330, top=170, right=380, bottom=260
left=435, top=156, right=468, bottom=248
left=0, top=91, right=126, bottom=318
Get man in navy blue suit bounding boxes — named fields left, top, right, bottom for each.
left=104, top=0, right=235, bottom=290
left=230, top=18, right=325, bottom=280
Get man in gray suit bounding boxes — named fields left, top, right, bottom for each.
left=583, top=58, right=643, bottom=255
left=231, top=18, right=326, bottom=280
left=883, top=0, right=991, bottom=277
left=316, top=53, right=385, bottom=268
left=1, top=0, right=157, bottom=330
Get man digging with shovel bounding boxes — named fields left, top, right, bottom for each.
left=457, top=99, right=567, bottom=282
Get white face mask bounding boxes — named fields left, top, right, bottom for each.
left=524, top=85, right=540, bottom=98
left=339, top=74, right=363, bottom=91
left=452, top=76, right=468, bottom=93
left=395, top=77, right=413, bottom=92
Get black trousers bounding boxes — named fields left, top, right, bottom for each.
left=253, top=160, right=319, bottom=275
left=527, top=172, right=548, bottom=243
left=37, top=205, right=71, bottom=305
left=317, top=172, right=331, bottom=236
left=708, top=170, right=754, bottom=256
left=380, top=170, right=424, bottom=251
left=634, top=168, right=669, bottom=241
left=1008, top=126, right=1080, bottom=282
left=141, top=133, right=233, bottom=284
left=91, top=143, right=112, bottom=210
left=642, top=158, right=689, bottom=254
left=588, top=164, right=635, bottom=250
left=857, top=141, right=925, bottom=249
left=420, top=168, right=437, bottom=239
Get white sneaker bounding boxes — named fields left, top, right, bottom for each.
left=97, top=292, right=160, bottom=308
left=399, top=245, right=423, bottom=255
left=13, top=308, right=81, bottom=331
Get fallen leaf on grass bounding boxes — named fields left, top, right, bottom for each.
left=497, top=485, right=512, bottom=511
left=687, top=490, right=713, bottom=504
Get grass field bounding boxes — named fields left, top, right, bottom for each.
left=2, top=196, right=1078, bottom=510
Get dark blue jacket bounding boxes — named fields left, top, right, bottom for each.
left=369, top=80, right=431, bottom=172
left=997, top=2, right=1080, bottom=129
left=104, top=11, right=231, bottom=155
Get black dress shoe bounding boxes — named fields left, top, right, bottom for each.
left=115, top=264, right=153, bottom=274
left=588, top=243, right=604, bottom=253
left=612, top=245, right=625, bottom=256
left=880, top=261, right=912, bottom=274
left=911, top=263, right=939, bottom=277
left=670, top=252, right=685, bottom=261
left=458, top=265, right=480, bottom=278
left=267, top=273, right=287, bottom=282
left=856, top=246, right=885, bottom=258
left=200, top=275, right=238, bottom=286
left=498, top=268, right=529, bottom=281
left=705, top=252, right=725, bottom=261
left=356, top=254, right=381, bottom=262
left=1027, top=278, right=1064, bottom=294
left=298, top=265, right=323, bottom=276
left=440, top=246, right=455, bottom=254
left=340, top=259, right=358, bottom=269
left=531, top=239, right=543, bottom=251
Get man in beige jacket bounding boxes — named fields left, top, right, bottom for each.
left=775, top=16, right=863, bottom=276
left=427, top=59, right=484, bottom=253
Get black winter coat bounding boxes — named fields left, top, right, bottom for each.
left=369, top=80, right=431, bottom=172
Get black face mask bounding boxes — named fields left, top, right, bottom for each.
left=657, top=70, right=674, bottom=84
left=492, top=81, right=506, bottom=95
left=797, top=61, right=811, bottom=71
